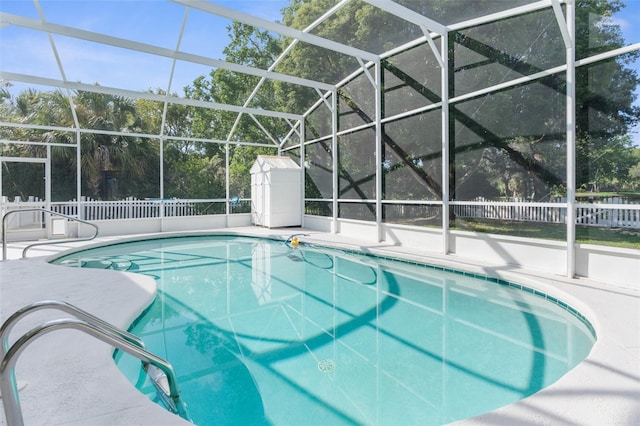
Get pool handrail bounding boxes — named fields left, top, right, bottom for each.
left=1, top=208, right=99, bottom=260
left=0, top=303, right=192, bottom=425
left=0, top=300, right=145, bottom=360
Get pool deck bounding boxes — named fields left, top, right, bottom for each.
left=1, top=227, right=639, bottom=425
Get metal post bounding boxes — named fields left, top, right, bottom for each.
left=441, top=32, right=450, bottom=255
left=375, top=60, right=383, bottom=242
left=45, top=144, right=51, bottom=212
left=225, top=142, right=230, bottom=220
left=566, top=1, right=576, bottom=278
left=300, top=118, right=306, bottom=228
left=159, top=137, right=165, bottom=230
left=332, top=89, right=338, bottom=234
left=76, top=131, right=82, bottom=221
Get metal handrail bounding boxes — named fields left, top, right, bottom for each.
left=0, top=305, right=191, bottom=425
left=1, top=208, right=99, bottom=260
left=0, top=300, right=145, bottom=360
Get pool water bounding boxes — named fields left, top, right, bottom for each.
left=53, top=236, right=595, bottom=425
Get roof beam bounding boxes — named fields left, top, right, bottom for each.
left=421, top=27, right=444, bottom=69
left=160, top=8, right=191, bottom=140
left=249, top=114, right=279, bottom=146
left=0, top=12, right=334, bottom=92
left=32, top=0, right=82, bottom=132
left=381, top=0, right=564, bottom=62
left=0, top=71, right=303, bottom=120
left=448, top=0, right=562, bottom=32
left=550, top=0, right=572, bottom=48
left=172, top=0, right=379, bottom=63
left=280, top=119, right=302, bottom=148
left=361, top=0, right=448, bottom=35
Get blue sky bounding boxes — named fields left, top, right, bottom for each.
left=0, top=0, right=290, bottom=93
left=1, top=0, right=639, bottom=145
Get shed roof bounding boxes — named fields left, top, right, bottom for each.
left=250, top=155, right=301, bottom=173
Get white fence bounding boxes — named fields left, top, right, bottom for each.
left=52, top=197, right=204, bottom=219
left=575, top=197, right=640, bottom=228
left=51, top=197, right=162, bottom=220
left=0, top=196, right=243, bottom=229
left=453, top=200, right=565, bottom=224
left=2, top=196, right=638, bottom=230
left=453, top=197, right=640, bottom=228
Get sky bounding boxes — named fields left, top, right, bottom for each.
left=0, top=0, right=290, bottom=94
left=1, top=0, right=639, bottom=144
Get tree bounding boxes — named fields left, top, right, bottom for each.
left=276, top=0, right=639, bottom=203
left=73, top=91, right=159, bottom=199
left=1, top=89, right=77, bottom=200
left=0, top=88, right=160, bottom=200
left=628, top=148, right=640, bottom=191
left=572, top=1, right=639, bottom=195
left=183, top=22, right=287, bottom=199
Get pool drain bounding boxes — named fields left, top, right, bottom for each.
left=317, top=359, right=335, bottom=372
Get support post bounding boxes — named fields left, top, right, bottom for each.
left=332, top=89, right=338, bottom=234
left=375, top=59, right=383, bottom=242
left=565, top=1, right=576, bottom=278
left=76, top=131, right=82, bottom=220
left=300, top=118, right=306, bottom=228
left=441, top=32, right=450, bottom=255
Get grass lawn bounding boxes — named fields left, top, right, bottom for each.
left=452, top=218, right=640, bottom=250
left=576, top=191, right=640, bottom=201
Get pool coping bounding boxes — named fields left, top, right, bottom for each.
left=1, top=227, right=639, bottom=425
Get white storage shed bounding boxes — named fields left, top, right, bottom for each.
left=250, top=155, right=302, bottom=228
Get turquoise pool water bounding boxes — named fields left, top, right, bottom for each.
left=53, top=235, right=595, bottom=425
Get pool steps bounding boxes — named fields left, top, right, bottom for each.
left=58, top=258, right=135, bottom=271
left=0, top=300, right=191, bottom=425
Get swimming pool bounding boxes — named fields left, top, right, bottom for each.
left=53, top=235, right=596, bottom=425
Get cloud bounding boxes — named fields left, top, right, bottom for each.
left=607, top=16, right=629, bottom=30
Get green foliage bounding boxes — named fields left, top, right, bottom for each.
left=164, top=151, right=226, bottom=199
left=628, top=148, right=640, bottom=190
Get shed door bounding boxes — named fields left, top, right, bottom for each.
left=251, top=172, right=265, bottom=226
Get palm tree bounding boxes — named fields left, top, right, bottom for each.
left=1, top=88, right=159, bottom=201
left=74, top=90, right=158, bottom=199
